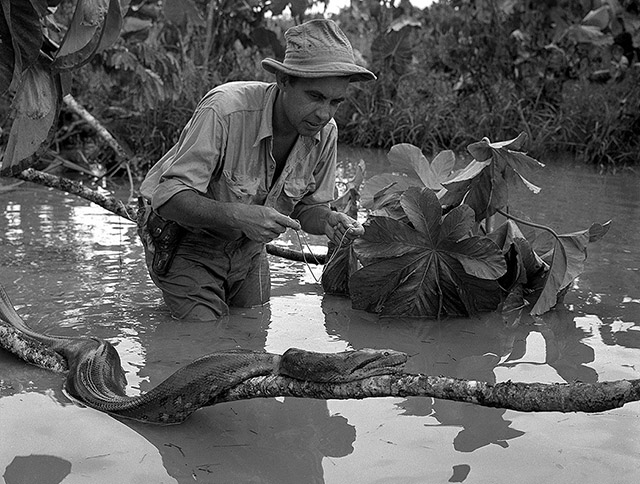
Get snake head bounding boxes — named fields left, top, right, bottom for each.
left=341, top=348, right=408, bottom=378
left=280, top=347, right=408, bottom=383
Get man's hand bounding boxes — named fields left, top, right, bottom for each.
left=235, top=205, right=301, bottom=243
left=324, top=211, right=364, bottom=246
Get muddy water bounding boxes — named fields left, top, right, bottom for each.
left=1, top=149, right=639, bottom=484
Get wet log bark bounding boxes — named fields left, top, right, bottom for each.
left=13, top=168, right=137, bottom=221
left=212, top=373, right=640, bottom=413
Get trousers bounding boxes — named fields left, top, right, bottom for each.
left=138, top=204, right=270, bottom=321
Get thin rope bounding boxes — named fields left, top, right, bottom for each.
left=294, top=227, right=355, bottom=283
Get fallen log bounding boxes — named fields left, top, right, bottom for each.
left=213, top=373, right=640, bottom=413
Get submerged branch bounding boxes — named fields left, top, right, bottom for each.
left=11, top=169, right=323, bottom=264
left=13, top=168, right=137, bottom=221
left=214, top=374, right=640, bottom=413
left=266, top=245, right=326, bottom=264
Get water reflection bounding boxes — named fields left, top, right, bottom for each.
left=1, top=155, right=640, bottom=483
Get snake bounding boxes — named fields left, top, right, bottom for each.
left=0, top=284, right=407, bottom=424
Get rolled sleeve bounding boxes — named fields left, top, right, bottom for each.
left=151, top=107, right=227, bottom=210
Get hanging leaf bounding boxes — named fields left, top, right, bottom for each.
left=53, top=0, right=122, bottom=70
left=553, top=220, right=612, bottom=290
left=582, top=5, right=611, bottom=30
left=350, top=188, right=506, bottom=318
left=1, top=61, right=61, bottom=176
left=530, top=237, right=567, bottom=315
left=0, top=0, right=43, bottom=94
left=443, top=133, right=544, bottom=222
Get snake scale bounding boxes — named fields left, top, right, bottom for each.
left=0, top=284, right=407, bottom=424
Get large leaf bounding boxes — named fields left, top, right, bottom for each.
left=322, top=160, right=366, bottom=296
left=490, top=219, right=612, bottom=316
left=1, top=61, right=61, bottom=176
left=0, top=0, right=43, bottom=94
left=164, top=0, right=204, bottom=27
left=387, top=144, right=455, bottom=190
left=53, top=0, right=122, bottom=70
left=361, top=145, right=457, bottom=218
left=443, top=133, right=544, bottom=222
left=350, top=188, right=506, bottom=318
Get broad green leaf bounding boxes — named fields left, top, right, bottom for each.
left=0, top=1, right=15, bottom=94
left=321, top=244, right=358, bottom=297
left=387, top=144, right=455, bottom=190
left=350, top=188, right=505, bottom=318
left=354, top=216, right=427, bottom=266
left=95, top=0, right=122, bottom=53
left=0, top=0, right=43, bottom=94
left=400, top=186, right=442, bottom=244
left=56, top=0, right=108, bottom=57
left=387, top=17, right=422, bottom=32
left=564, top=24, right=613, bottom=46
left=1, top=61, right=61, bottom=176
left=439, top=159, right=491, bottom=208
left=54, top=0, right=122, bottom=69
left=556, top=220, right=612, bottom=289
left=531, top=237, right=567, bottom=315
left=467, top=133, right=529, bottom=161
left=164, top=0, right=204, bottom=27
left=445, top=133, right=544, bottom=221
left=582, top=5, right=610, bottom=30
left=360, top=173, right=421, bottom=210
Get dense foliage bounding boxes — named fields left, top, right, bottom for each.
left=1, top=0, right=639, bottom=176
left=322, top=134, right=611, bottom=318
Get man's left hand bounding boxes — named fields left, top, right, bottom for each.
left=324, top=212, right=364, bottom=246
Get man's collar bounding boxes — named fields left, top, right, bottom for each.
left=253, top=83, right=321, bottom=147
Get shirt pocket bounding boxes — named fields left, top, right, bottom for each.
left=283, top=177, right=315, bottom=203
left=221, top=170, right=262, bottom=204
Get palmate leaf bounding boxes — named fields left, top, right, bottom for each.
left=361, top=145, right=456, bottom=218
left=443, top=133, right=545, bottom=222
left=350, top=188, right=506, bottom=318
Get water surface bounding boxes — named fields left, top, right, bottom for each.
left=1, top=148, right=639, bottom=483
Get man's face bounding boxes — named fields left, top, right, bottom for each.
left=277, top=76, right=350, bottom=137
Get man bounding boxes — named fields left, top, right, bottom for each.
left=138, top=19, right=376, bottom=321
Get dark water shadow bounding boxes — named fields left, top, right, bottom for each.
left=3, top=454, right=71, bottom=484
left=113, top=305, right=356, bottom=484
left=321, top=296, right=598, bottom=455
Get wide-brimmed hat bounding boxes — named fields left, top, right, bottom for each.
left=261, top=19, right=376, bottom=83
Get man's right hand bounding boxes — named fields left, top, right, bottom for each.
left=157, top=191, right=300, bottom=243
left=234, top=205, right=301, bottom=243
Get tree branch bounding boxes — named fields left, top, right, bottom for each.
left=213, top=373, right=640, bottom=413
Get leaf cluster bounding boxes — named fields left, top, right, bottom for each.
left=323, top=132, right=611, bottom=319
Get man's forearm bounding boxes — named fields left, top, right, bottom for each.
left=156, top=190, right=241, bottom=229
left=293, top=204, right=333, bottom=235
left=156, top=189, right=301, bottom=242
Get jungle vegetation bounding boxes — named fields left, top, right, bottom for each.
left=1, top=0, right=639, bottom=179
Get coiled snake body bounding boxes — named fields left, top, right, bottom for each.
left=0, top=285, right=407, bottom=424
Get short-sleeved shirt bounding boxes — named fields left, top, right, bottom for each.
left=140, top=81, right=338, bottom=240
